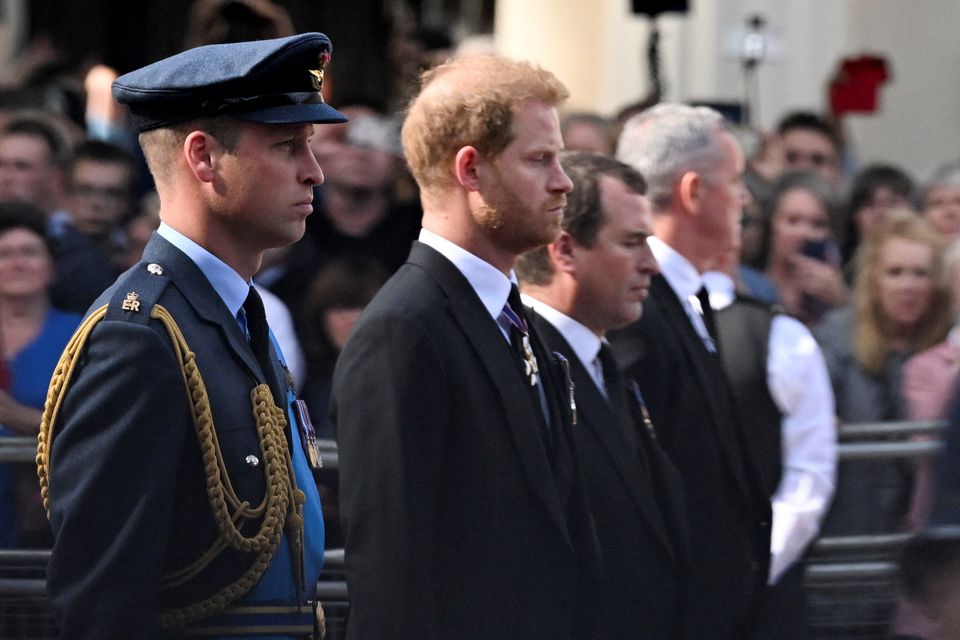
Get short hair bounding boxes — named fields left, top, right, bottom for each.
left=0, top=200, right=55, bottom=256
left=776, top=111, right=841, bottom=150
left=516, top=151, right=647, bottom=286
left=560, top=111, right=614, bottom=151
left=2, top=115, right=71, bottom=168
left=70, top=140, right=139, bottom=190
left=139, top=115, right=242, bottom=186
left=922, top=159, right=960, bottom=206
left=853, top=210, right=951, bottom=374
left=615, top=103, right=728, bottom=211
left=401, top=55, right=569, bottom=193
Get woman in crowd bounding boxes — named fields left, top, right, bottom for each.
left=0, top=202, right=82, bottom=547
left=761, top=171, right=848, bottom=326
left=815, top=211, right=952, bottom=538
left=922, top=160, right=960, bottom=242
left=842, top=163, right=916, bottom=266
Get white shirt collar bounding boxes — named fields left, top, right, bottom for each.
left=521, top=295, right=604, bottom=382
left=649, top=236, right=703, bottom=301
left=702, top=270, right=737, bottom=311
left=418, top=228, right=515, bottom=323
left=157, top=222, right=251, bottom=318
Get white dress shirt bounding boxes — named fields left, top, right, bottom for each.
left=419, top=228, right=516, bottom=343
left=521, top=295, right=606, bottom=395
left=649, top=237, right=715, bottom=351
left=703, top=270, right=838, bottom=584
left=158, top=223, right=303, bottom=381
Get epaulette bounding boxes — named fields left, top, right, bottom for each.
left=104, top=261, right=171, bottom=325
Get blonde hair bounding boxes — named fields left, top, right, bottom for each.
left=138, top=116, right=243, bottom=186
left=400, top=55, right=568, bottom=192
left=852, top=209, right=952, bottom=374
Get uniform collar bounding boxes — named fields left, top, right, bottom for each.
left=157, top=222, right=251, bottom=318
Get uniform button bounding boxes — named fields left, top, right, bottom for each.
left=761, top=520, right=770, bottom=528
left=245, top=455, right=260, bottom=468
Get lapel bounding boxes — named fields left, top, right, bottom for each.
left=141, top=234, right=271, bottom=390
left=407, top=243, right=573, bottom=549
left=532, top=313, right=676, bottom=561
left=649, top=276, right=751, bottom=500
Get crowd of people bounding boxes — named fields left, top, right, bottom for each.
left=0, top=3, right=960, bottom=640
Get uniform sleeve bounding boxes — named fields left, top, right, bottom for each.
left=766, top=315, right=838, bottom=584
left=330, top=312, right=450, bottom=639
left=47, top=319, right=191, bottom=640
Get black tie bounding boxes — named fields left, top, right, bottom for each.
left=243, top=286, right=284, bottom=405
left=696, top=286, right=720, bottom=354
left=599, top=343, right=651, bottom=472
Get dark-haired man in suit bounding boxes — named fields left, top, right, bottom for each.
left=609, top=103, right=772, bottom=639
left=331, top=55, right=599, bottom=639
left=518, top=150, right=689, bottom=639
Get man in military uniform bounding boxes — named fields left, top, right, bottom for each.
left=39, top=33, right=346, bottom=639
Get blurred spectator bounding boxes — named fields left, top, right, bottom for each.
left=117, top=191, right=159, bottom=270
left=777, top=111, right=843, bottom=188
left=560, top=112, right=615, bottom=155
left=843, top=163, right=916, bottom=265
left=263, top=102, right=419, bottom=314
left=49, top=139, right=139, bottom=313
left=299, top=256, right=388, bottom=441
left=760, top=171, right=847, bottom=326
left=814, top=211, right=952, bottom=635
left=921, top=160, right=960, bottom=242
left=183, top=0, right=294, bottom=49
left=901, top=238, right=960, bottom=531
left=815, top=212, right=951, bottom=538
left=0, top=201, right=81, bottom=547
left=0, top=114, right=71, bottom=229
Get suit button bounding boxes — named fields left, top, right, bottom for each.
left=761, top=520, right=770, bottom=528
left=751, top=561, right=759, bottom=572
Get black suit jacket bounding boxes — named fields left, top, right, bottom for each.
left=47, top=234, right=316, bottom=639
left=608, top=274, right=772, bottom=639
left=531, top=312, right=689, bottom=639
left=331, top=241, right=600, bottom=640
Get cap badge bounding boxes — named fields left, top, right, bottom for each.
left=308, top=51, right=332, bottom=96
left=121, top=292, right=141, bottom=312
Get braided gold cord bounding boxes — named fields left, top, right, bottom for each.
left=35, top=303, right=303, bottom=630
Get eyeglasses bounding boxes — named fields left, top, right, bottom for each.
left=785, top=150, right=835, bottom=168
left=72, top=183, right=130, bottom=202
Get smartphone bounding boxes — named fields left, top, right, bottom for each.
left=801, top=237, right=841, bottom=266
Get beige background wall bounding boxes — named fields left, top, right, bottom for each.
left=494, top=0, right=960, bottom=183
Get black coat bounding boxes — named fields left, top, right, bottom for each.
left=332, top=241, right=600, bottom=640
left=531, top=312, right=690, bottom=639
left=608, top=274, right=772, bottom=639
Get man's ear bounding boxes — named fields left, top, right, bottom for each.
left=454, top=146, right=483, bottom=192
left=677, top=170, right=701, bottom=215
left=549, top=231, right=577, bottom=274
left=184, top=131, right=221, bottom=183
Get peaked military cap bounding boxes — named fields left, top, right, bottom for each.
left=113, top=32, right=348, bottom=132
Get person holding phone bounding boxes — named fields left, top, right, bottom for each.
left=759, top=170, right=847, bottom=327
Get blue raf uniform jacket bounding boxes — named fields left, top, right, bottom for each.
left=46, top=233, right=323, bottom=639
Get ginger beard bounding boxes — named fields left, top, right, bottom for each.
left=475, top=163, right=565, bottom=257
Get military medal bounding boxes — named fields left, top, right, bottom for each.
left=293, top=399, right=323, bottom=470
left=520, top=334, right=539, bottom=386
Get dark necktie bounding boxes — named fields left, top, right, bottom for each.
left=243, top=286, right=284, bottom=405
left=696, top=285, right=720, bottom=355
left=599, top=342, right=651, bottom=472
left=503, top=285, right=553, bottom=449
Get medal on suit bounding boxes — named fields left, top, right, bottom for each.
left=521, top=334, right=539, bottom=386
